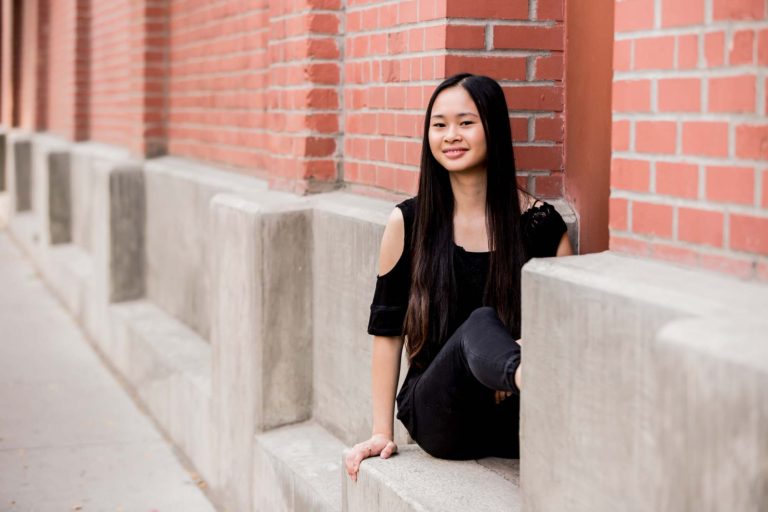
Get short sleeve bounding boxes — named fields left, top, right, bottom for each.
left=521, top=201, right=568, bottom=259
left=366, top=199, right=415, bottom=337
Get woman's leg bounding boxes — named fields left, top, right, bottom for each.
left=408, top=307, right=521, bottom=459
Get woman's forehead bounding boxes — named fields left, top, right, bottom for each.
left=431, top=87, right=479, bottom=118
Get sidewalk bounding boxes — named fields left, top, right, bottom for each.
left=0, top=233, right=217, bottom=512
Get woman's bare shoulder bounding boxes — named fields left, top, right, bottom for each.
left=378, top=207, right=405, bottom=276
left=518, top=190, right=540, bottom=213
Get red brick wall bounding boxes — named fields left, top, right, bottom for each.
left=344, top=0, right=565, bottom=197
left=167, top=0, right=269, bottom=173
left=610, top=0, right=768, bottom=280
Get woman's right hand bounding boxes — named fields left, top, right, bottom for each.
left=344, top=433, right=398, bottom=482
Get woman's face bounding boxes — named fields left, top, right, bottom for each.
left=428, top=86, right=487, bottom=174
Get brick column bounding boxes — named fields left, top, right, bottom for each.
left=343, top=0, right=565, bottom=198
left=266, top=0, right=342, bottom=194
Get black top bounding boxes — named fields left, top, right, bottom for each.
left=367, top=196, right=568, bottom=346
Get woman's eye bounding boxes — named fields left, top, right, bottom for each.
left=432, top=123, right=445, bottom=128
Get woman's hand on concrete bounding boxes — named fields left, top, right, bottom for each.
left=344, top=433, right=398, bottom=482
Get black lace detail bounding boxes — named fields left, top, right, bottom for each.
left=521, top=202, right=567, bottom=259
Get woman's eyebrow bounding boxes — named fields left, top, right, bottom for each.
left=430, top=112, right=479, bottom=119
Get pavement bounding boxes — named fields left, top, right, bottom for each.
left=0, top=232, right=217, bottom=512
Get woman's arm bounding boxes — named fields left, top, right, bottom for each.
left=371, top=334, right=404, bottom=439
left=556, top=231, right=574, bottom=256
left=345, top=207, right=406, bottom=481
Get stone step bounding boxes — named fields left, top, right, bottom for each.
left=108, top=299, right=214, bottom=484
left=343, top=445, right=521, bottom=512
left=252, top=420, right=521, bottom=512
left=253, top=421, right=345, bottom=512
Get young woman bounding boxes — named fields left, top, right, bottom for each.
left=345, top=73, right=573, bottom=481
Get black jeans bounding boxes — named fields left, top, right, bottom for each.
left=406, top=307, right=521, bottom=460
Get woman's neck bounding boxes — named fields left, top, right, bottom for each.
left=448, top=168, right=486, bottom=217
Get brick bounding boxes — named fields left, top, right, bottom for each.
left=682, top=121, right=729, bottom=157
left=656, top=162, right=699, bottom=199
left=613, top=80, right=652, bottom=112
left=704, top=31, right=726, bottom=67
left=613, top=40, right=632, bottom=72
left=504, top=85, right=564, bottom=111
left=678, top=207, right=724, bottom=247
left=612, top=120, right=631, bottom=151
left=708, top=75, right=756, bottom=113
left=713, top=0, right=766, bottom=20
left=609, top=197, right=629, bottom=231
left=763, top=169, right=768, bottom=207
left=615, top=0, right=655, bottom=32
left=759, top=30, right=768, bottom=65
left=632, top=201, right=674, bottom=238
left=535, top=116, right=564, bottom=143
left=729, top=30, right=755, bottom=65
left=446, top=25, right=486, bottom=50
left=537, top=0, right=565, bottom=20
left=446, top=0, right=528, bottom=20
left=651, top=242, right=699, bottom=266
left=699, top=253, right=754, bottom=278
left=610, top=234, right=650, bottom=256
left=612, top=158, right=651, bottom=192
left=445, top=55, right=527, bottom=81
left=534, top=54, right=564, bottom=81
left=511, top=117, right=529, bottom=142
left=533, top=173, right=564, bottom=197
left=730, top=214, right=768, bottom=255
left=636, top=121, right=677, bottom=154
left=494, top=25, right=564, bottom=51
left=677, top=35, right=698, bottom=69
left=706, top=166, right=755, bottom=205
left=634, top=36, right=675, bottom=69
left=516, top=145, right=563, bottom=170
left=662, top=0, right=705, bottom=26
left=735, top=124, right=768, bottom=160
left=658, top=78, right=701, bottom=112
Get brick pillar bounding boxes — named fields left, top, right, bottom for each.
left=129, top=0, right=169, bottom=157
left=266, top=0, right=342, bottom=194
left=344, top=0, right=565, bottom=198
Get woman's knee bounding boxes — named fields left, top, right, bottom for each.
left=465, top=306, right=498, bottom=326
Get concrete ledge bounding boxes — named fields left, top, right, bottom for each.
left=343, top=445, right=521, bottom=512
left=520, top=252, right=768, bottom=512
left=253, top=421, right=345, bottom=512
left=108, top=299, right=214, bottom=485
left=143, top=157, right=268, bottom=341
left=653, top=315, right=768, bottom=511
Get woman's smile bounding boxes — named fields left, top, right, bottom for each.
left=443, top=148, right=468, bottom=159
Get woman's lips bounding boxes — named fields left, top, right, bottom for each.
left=443, top=149, right=467, bottom=159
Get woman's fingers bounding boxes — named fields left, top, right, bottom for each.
left=380, top=441, right=397, bottom=459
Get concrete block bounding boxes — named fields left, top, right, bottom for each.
left=209, top=192, right=312, bottom=512
left=253, top=422, right=345, bottom=512
left=143, top=157, right=267, bottom=341
left=108, top=299, right=214, bottom=486
left=0, top=131, right=5, bottom=192
left=311, top=193, right=412, bottom=448
left=653, top=316, right=768, bottom=512
left=520, top=252, right=768, bottom=512
left=342, top=445, right=521, bottom=512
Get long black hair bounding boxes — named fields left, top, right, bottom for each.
left=403, top=73, right=527, bottom=366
